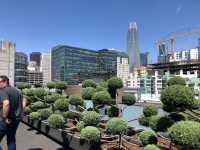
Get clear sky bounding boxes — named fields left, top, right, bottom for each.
left=0, top=0, right=200, bottom=62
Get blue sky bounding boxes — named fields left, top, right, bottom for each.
left=0, top=0, right=200, bottom=62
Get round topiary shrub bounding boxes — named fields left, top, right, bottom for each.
left=82, top=87, right=95, bottom=100
left=168, top=112, right=187, bottom=122
left=69, top=96, right=84, bottom=106
left=17, top=83, right=31, bottom=90
left=54, top=98, right=69, bottom=111
left=95, top=85, right=106, bottom=92
left=107, top=106, right=119, bottom=117
left=46, top=81, right=56, bottom=89
left=82, top=79, right=97, bottom=88
left=155, top=116, right=174, bottom=132
left=45, top=93, right=65, bottom=104
left=106, top=118, right=128, bottom=135
left=92, top=91, right=112, bottom=105
left=161, top=85, right=194, bottom=112
left=76, top=121, right=85, bottom=131
left=122, top=93, right=136, bottom=105
left=167, top=76, right=186, bottom=86
left=29, top=112, right=41, bottom=120
left=38, top=109, right=53, bottom=120
left=33, top=88, right=48, bottom=98
left=47, top=114, right=65, bottom=129
left=24, top=106, right=32, bottom=115
left=82, top=111, right=100, bottom=126
left=168, top=121, right=200, bottom=149
left=149, top=116, right=161, bottom=131
left=144, top=144, right=160, bottom=150
left=107, top=77, right=123, bottom=99
left=139, top=130, right=157, bottom=146
left=30, top=101, right=47, bottom=111
left=62, top=111, right=81, bottom=120
left=22, top=88, right=34, bottom=97
left=143, top=105, right=158, bottom=117
left=138, top=115, right=150, bottom=126
left=80, top=126, right=101, bottom=144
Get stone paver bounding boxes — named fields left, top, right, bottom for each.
left=1, top=123, right=68, bottom=150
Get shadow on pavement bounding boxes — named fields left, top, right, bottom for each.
left=28, top=148, right=43, bottom=150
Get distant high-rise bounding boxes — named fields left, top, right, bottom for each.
left=41, top=52, right=51, bottom=85
left=30, top=52, right=41, bottom=67
left=0, top=40, right=15, bottom=86
left=140, top=52, right=150, bottom=66
left=127, top=22, right=140, bottom=71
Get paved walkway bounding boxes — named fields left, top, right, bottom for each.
left=1, top=123, right=67, bottom=150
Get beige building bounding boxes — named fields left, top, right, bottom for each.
left=41, top=52, right=51, bottom=85
left=117, top=57, right=129, bottom=83
left=0, top=40, right=15, bottom=86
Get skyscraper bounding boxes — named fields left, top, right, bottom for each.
left=30, top=52, right=41, bottom=67
left=127, top=22, right=140, bottom=71
left=0, top=40, right=15, bottom=86
left=41, top=52, right=51, bottom=85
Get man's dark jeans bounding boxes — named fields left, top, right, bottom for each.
left=0, top=119, right=20, bottom=150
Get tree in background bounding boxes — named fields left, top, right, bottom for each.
left=107, top=77, right=123, bottom=99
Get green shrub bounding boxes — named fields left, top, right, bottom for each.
left=168, top=121, right=200, bottom=149
left=98, top=81, right=108, bottom=89
left=47, top=81, right=56, bottom=89
left=167, top=76, right=186, bottom=86
left=107, top=106, right=119, bottom=117
left=149, top=116, right=161, bottom=131
left=30, top=101, right=47, bottom=111
left=161, top=85, right=194, bottom=112
left=33, top=88, right=48, bottom=98
left=54, top=98, right=69, bottom=111
left=22, top=88, right=34, bottom=96
left=192, top=99, right=200, bottom=110
left=24, top=106, right=32, bottom=115
left=29, top=112, right=41, bottom=120
left=80, top=126, right=101, bottom=144
left=168, top=112, right=187, bottom=122
left=139, top=130, right=157, bottom=146
left=107, top=77, right=123, bottom=99
left=45, top=93, right=65, bottom=104
left=144, top=144, right=160, bottom=150
left=17, top=83, right=31, bottom=90
left=82, top=111, right=100, bottom=126
left=92, top=91, right=112, bottom=105
left=76, top=121, right=85, bottom=131
left=69, top=95, right=84, bottom=106
left=38, top=109, right=53, bottom=120
left=47, top=114, right=65, bottom=129
left=95, top=85, right=106, bottom=92
left=82, top=79, right=97, bottom=88
left=122, top=94, right=136, bottom=105
left=62, top=111, right=81, bottom=120
left=106, top=118, right=128, bottom=135
left=82, top=87, right=95, bottom=100
left=138, top=115, right=150, bottom=126
left=54, top=81, right=67, bottom=90
left=143, top=105, right=158, bottom=117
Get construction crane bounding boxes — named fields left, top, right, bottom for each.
left=156, top=26, right=200, bottom=62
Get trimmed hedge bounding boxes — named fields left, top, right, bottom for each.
left=30, top=101, right=47, bottom=111
left=80, top=126, right=101, bottom=144
left=47, top=114, right=65, bottom=129
left=168, top=121, right=200, bottom=149
left=82, top=80, right=97, bottom=88
left=54, top=98, right=69, bottom=111
left=139, top=130, right=157, bottom=146
left=107, top=106, right=119, bottom=117
left=45, top=93, right=65, bottom=104
left=122, top=93, right=136, bottom=105
left=138, top=115, right=150, bottom=126
left=38, top=109, right=53, bottom=120
left=82, top=87, right=95, bottom=100
left=69, top=96, right=84, bottom=106
left=167, top=76, right=186, bottom=86
left=29, top=112, right=41, bottom=120
left=143, top=105, right=158, bottom=117
left=76, top=121, right=85, bottom=131
left=92, top=91, right=112, bottom=105
left=82, top=111, right=100, bottom=126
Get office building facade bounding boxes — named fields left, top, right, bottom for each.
left=51, top=46, right=129, bottom=84
left=15, top=52, right=28, bottom=86
left=127, top=22, right=140, bottom=71
left=0, top=40, right=15, bottom=85
left=140, top=52, right=150, bottom=66
left=41, top=52, right=51, bottom=85
left=30, top=52, right=41, bottom=67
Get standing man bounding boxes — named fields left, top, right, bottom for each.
left=0, top=89, right=10, bottom=150
left=0, top=76, right=27, bottom=150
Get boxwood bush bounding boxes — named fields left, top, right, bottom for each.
left=82, top=87, right=95, bottom=100
left=47, top=114, right=65, bottom=129
left=144, top=144, right=160, bottom=150
left=80, top=126, right=101, bottom=144
left=30, top=101, right=47, bottom=111
left=24, top=106, right=32, bottom=115
left=138, top=115, right=150, bottom=126
left=167, top=76, right=186, bottom=86
left=38, top=109, right=53, bottom=120
left=82, top=79, right=97, bottom=88
left=168, top=121, right=200, bottom=149
left=33, top=88, right=48, bottom=98
left=76, top=121, right=85, bottom=131
left=122, top=93, right=136, bottom=105
left=62, top=111, right=81, bottom=120
left=143, top=105, right=158, bottom=117
left=107, top=106, right=119, bottom=117
left=29, top=112, right=41, bottom=120
left=45, top=93, right=65, bottom=104
left=69, top=95, right=84, bottom=106
left=54, top=98, right=69, bottom=111
left=82, top=111, right=100, bottom=126
left=22, top=88, right=34, bottom=97
left=139, top=130, right=157, bottom=146
left=92, top=91, right=112, bottom=105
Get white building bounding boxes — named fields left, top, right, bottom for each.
left=117, top=57, right=129, bottom=84
left=0, top=40, right=15, bottom=86
left=41, top=52, right=51, bottom=85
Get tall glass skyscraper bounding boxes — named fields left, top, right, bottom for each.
left=127, top=22, right=140, bottom=71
